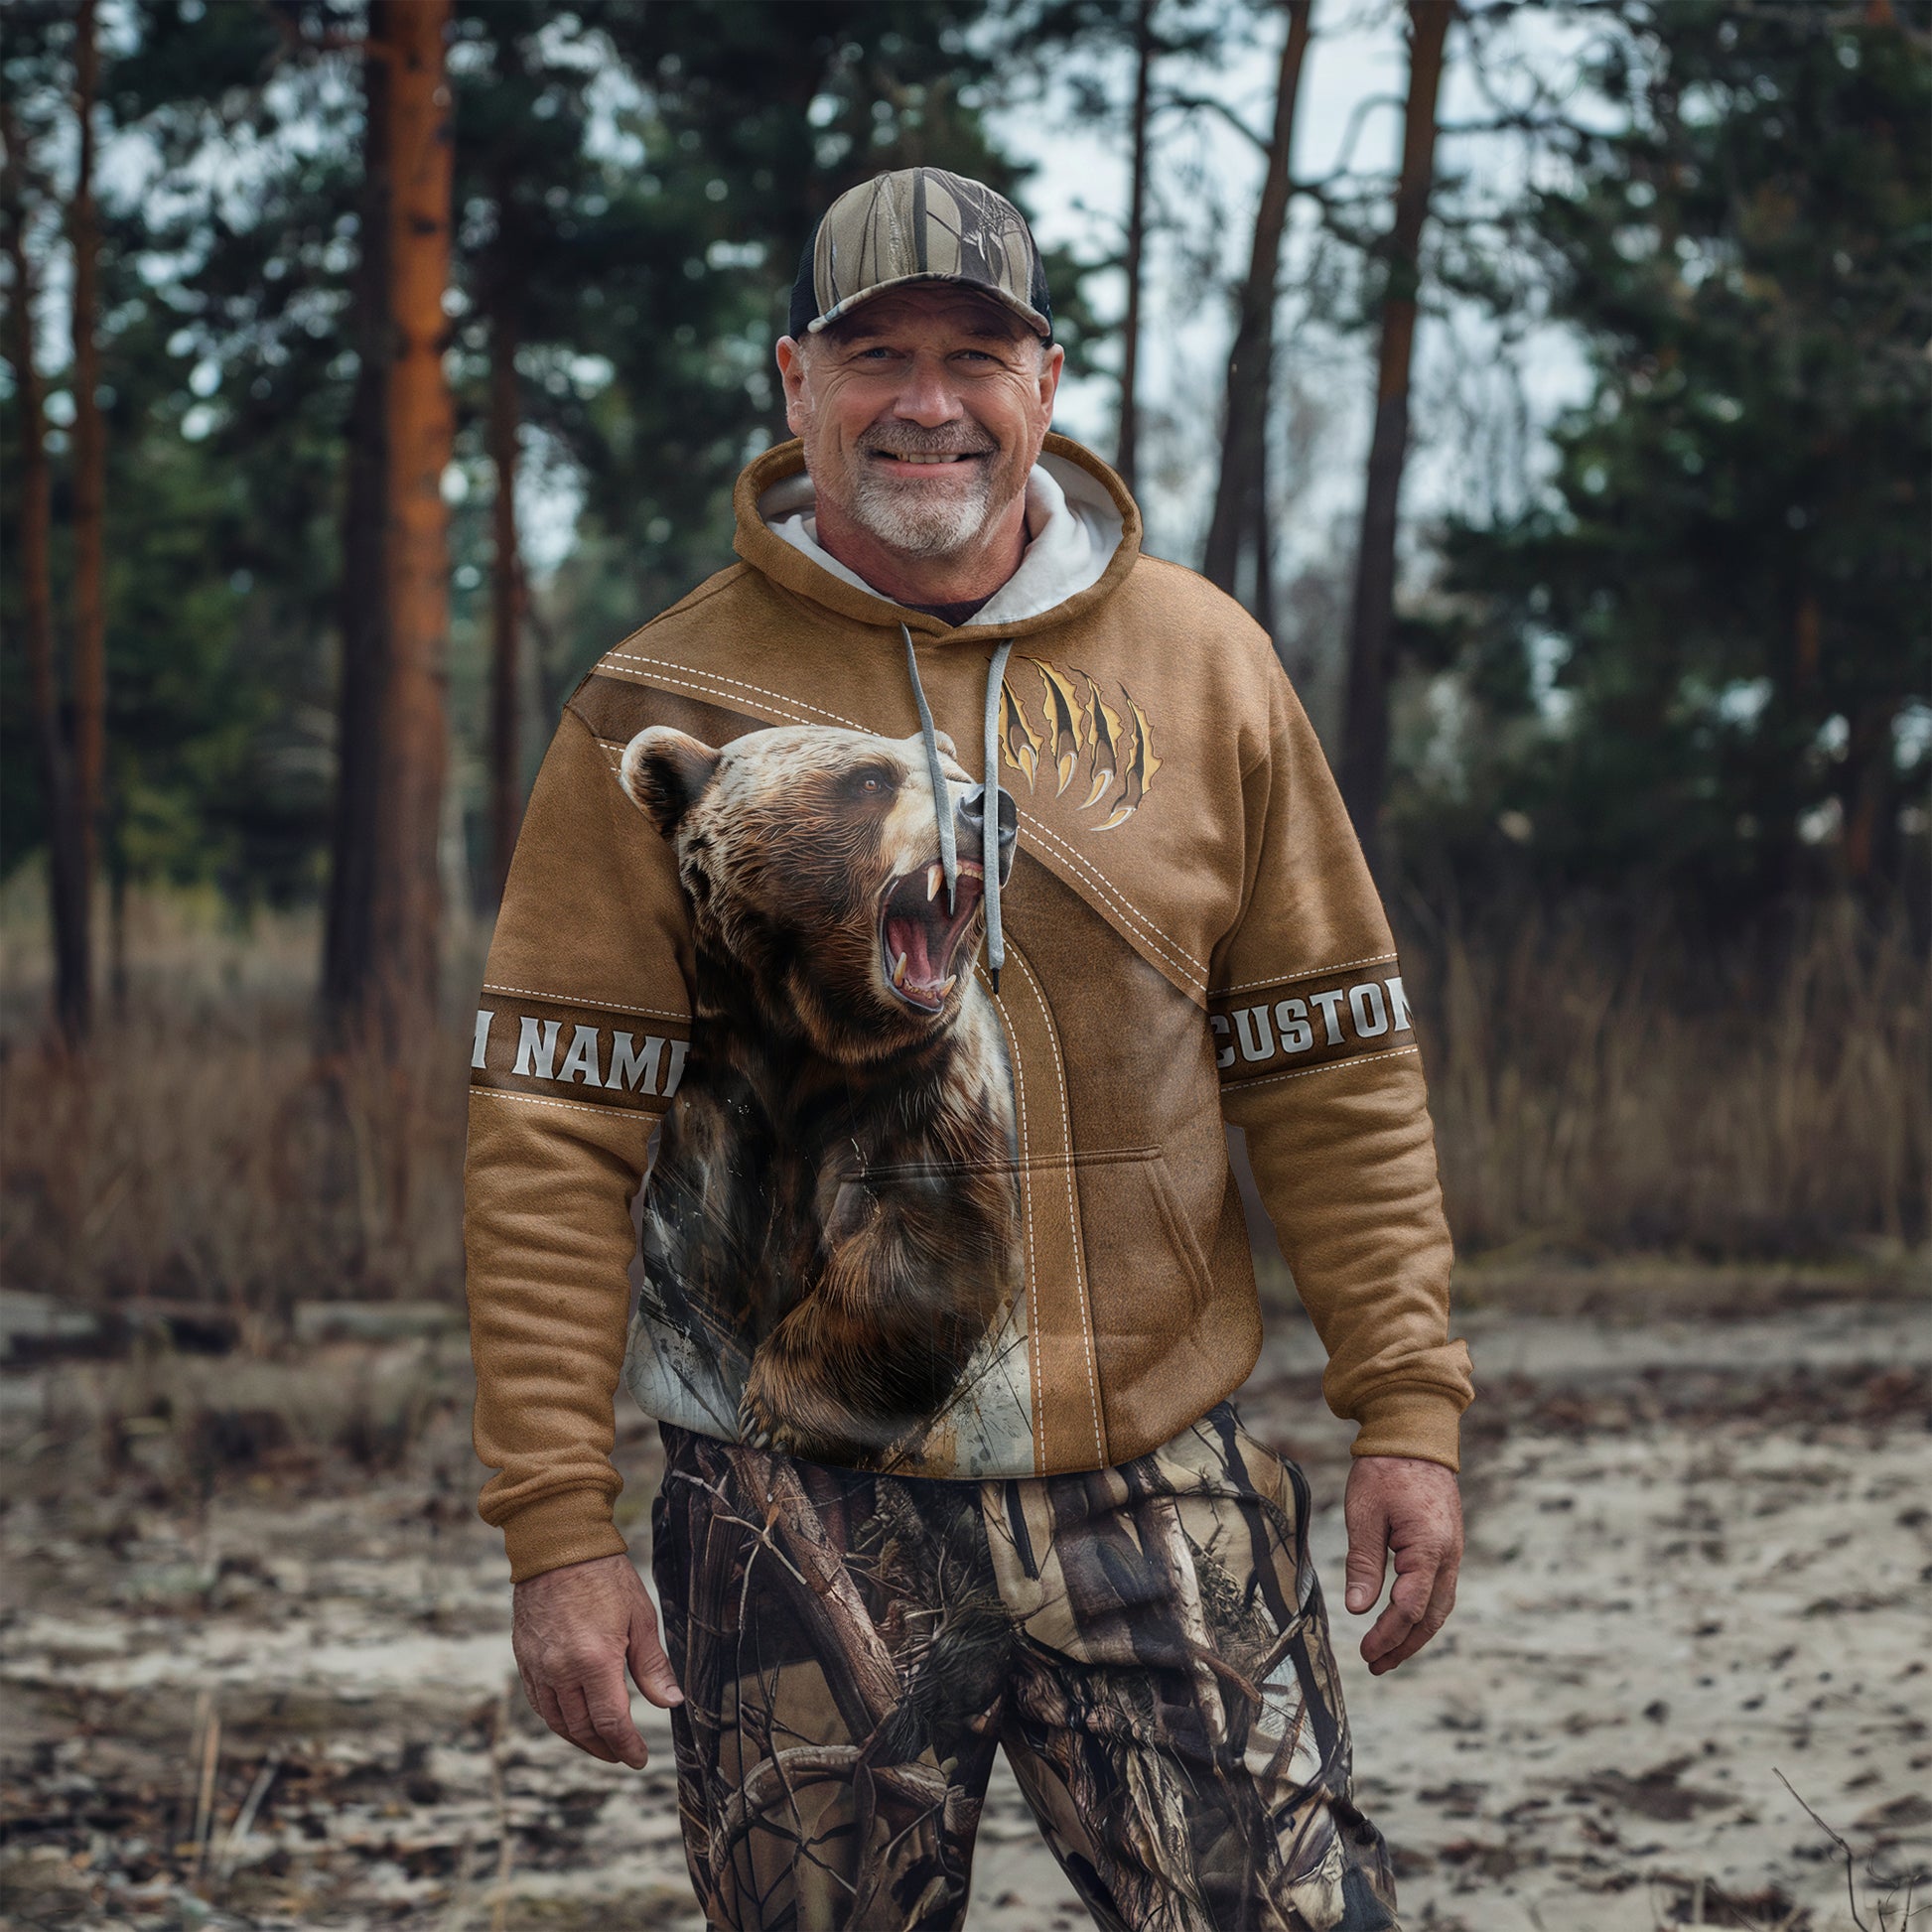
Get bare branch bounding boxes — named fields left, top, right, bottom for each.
left=1157, top=92, right=1270, bottom=152
left=1775, top=1769, right=1873, bottom=1932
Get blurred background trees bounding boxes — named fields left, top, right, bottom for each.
left=2, top=0, right=1927, bottom=1284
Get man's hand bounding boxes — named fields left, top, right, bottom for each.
left=1342, top=1455, right=1463, bottom=1676
left=511, top=1553, right=683, bottom=1766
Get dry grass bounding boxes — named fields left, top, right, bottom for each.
left=2, top=888, right=1925, bottom=1320
left=1410, top=897, right=1930, bottom=1259
left=1, top=888, right=478, bottom=1313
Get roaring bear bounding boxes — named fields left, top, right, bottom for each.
left=620, top=722, right=1023, bottom=1467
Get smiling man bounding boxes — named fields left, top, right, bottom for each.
left=467, top=167, right=1472, bottom=1932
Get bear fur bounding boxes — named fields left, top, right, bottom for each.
left=620, top=722, right=1022, bottom=1466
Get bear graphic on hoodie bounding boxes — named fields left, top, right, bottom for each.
left=618, top=722, right=1029, bottom=1470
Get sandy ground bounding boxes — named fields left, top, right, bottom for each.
left=2, top=1282, right=1929, bottom=1932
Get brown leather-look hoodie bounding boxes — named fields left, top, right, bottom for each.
left=465, top=433, right=1473, bottom=1583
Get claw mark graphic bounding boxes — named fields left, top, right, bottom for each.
left=1075, top=670, right=1123, bottom=809
left=998, top=679, right=1042, bottom=789
left=1030, top=659, right=1087, bottom=796
left=1092, top=686, right=1161, bottom=831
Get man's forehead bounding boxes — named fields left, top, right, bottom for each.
left=821, top=288, right=1027, bottom=345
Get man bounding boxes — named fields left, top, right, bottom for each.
left=467, top=167, right=1472, bottom=1931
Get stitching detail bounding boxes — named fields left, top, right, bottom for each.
left=987, top=969, right=1042, bottom=1468
left=600, top=650, right=867, bottom=732
left=1226, top=1042, right=1420, bottom=1093
left=470, top=1088, right=660, bottom=1122
left=1009, top=945, right=1105, bottom=1468
left=481, top=983, right=689, bottom=1023
left=1016, top=813, right=1207, bottom=987
left=1215, top=952, right=1400, bottom=997
left=1019, top=813, right=1204, bottom=977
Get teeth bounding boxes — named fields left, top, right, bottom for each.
left=937, top=975, right=957, bottom=998
left=892, top=951, right=908, bottom=988
left=927, top=863, right=943, bottom=901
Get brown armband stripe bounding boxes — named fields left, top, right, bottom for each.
left=1208, top=956, right=1414, bottom=1088
left=470, top=989, right=690, bottom=1117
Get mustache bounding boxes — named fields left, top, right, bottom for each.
left=856, top=424, right=999, bottom=459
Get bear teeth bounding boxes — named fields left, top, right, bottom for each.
left=927, top=863, right=943, bottom=901
left=937, top=974, right=957, bottom=998
left=892, top=951, right=909, bottom=989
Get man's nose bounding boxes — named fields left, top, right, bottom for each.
left=892, top=353, right=964, bottom=427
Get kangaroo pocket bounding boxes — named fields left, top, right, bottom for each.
left=1073, top=1141, right=1261, bottom=1464
left=1054, top=1144, right=1214, bottom=1316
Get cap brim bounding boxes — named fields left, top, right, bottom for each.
left=806, top=272, right=1051, bottom=341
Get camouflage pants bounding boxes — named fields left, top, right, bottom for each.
left=649, top=1403, right=1400, bottom=1932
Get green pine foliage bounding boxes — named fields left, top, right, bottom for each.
left=1425, top=3, right=1930, bottom=910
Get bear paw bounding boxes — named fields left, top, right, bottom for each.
left=736, top=1387, right=782, bottom=1453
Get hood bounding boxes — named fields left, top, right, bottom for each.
left=734, top=432, right=1143, bottom=640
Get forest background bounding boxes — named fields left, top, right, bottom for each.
left=2, top=0, right=1927, bottom=1320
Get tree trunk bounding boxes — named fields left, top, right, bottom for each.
left=487, top=280, right=523, bottom=903
left=367, top=0, right=455, bottom=1048
left=2, top=104, right=90, bottom=1043
left=1338, top=0, right=1450, bottom=878
left=1115, top=0, right=1153, bottom=495
left=324, top=20, right=394, bottom=1021
left=69, top=0, right=105, bottom=921
left=1251, top=385, right=1276, bottom=640
left=1201, top=0, right=1311, bottom=602
left=326, top=0, right=454, bottom=1047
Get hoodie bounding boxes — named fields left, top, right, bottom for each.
left=465, top=432, right=1473, bottom=1583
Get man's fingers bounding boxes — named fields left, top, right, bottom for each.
left=627, top=1606, right=685, bottom=1710
left=1366, top=1579, right=1455, bottom=1674
left=581, top=1674, right=651, bottom=1769
left=528, top=1676, right=571, bottom=1746
left=1359, top=1558, right=1434, bottom=1663
left=527, top=1660, right=648, bottom=1766
left=1342, top=1494, right=1390, bottom=1616
left=1362, top=1552, right=1459, bottom=1675
left=556, top=1681, right=623, bottom=1764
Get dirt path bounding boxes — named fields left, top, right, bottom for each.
left=3, top=1294, right=1928, bottom=1930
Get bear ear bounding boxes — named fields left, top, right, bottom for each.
left=621, top=727, right=722, bottom=835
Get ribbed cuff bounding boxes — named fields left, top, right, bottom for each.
left=1348, top=1389, right=1465, bottom=1472
left=499, top=1487, right=630, bottom=1585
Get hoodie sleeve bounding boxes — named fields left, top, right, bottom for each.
left=1209, top=659, right=1472, bottom=1469
left=465, top=704, right=694, bottom=1582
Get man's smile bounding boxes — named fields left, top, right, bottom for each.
left=863, top=448, right=993, bottom=481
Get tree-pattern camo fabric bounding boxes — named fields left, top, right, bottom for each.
left=649, top=1402, right=1401, bottom=1931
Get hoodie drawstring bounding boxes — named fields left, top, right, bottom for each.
left=901, top=624, right=959, bottom=914
left=900, top=623, right=1011, bottom=996
left=980, top=639, right=1013, bottom=991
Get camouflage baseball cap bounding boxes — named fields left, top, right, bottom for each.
left=788, top=168, right=1053, bottom=342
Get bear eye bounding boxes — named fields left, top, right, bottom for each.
left=844, top=763, right=896, bottom=799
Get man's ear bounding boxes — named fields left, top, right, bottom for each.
left=1037, top=340, right=1065, bottom=416
left=621, top=727, right=722, bottom=836
left=776, top=335, right=810, bottom=437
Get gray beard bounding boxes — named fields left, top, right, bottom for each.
left=847, top=461, right=1005, bottom=560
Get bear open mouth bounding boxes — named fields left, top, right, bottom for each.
left=878, top=861, right=985, bottom=1013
